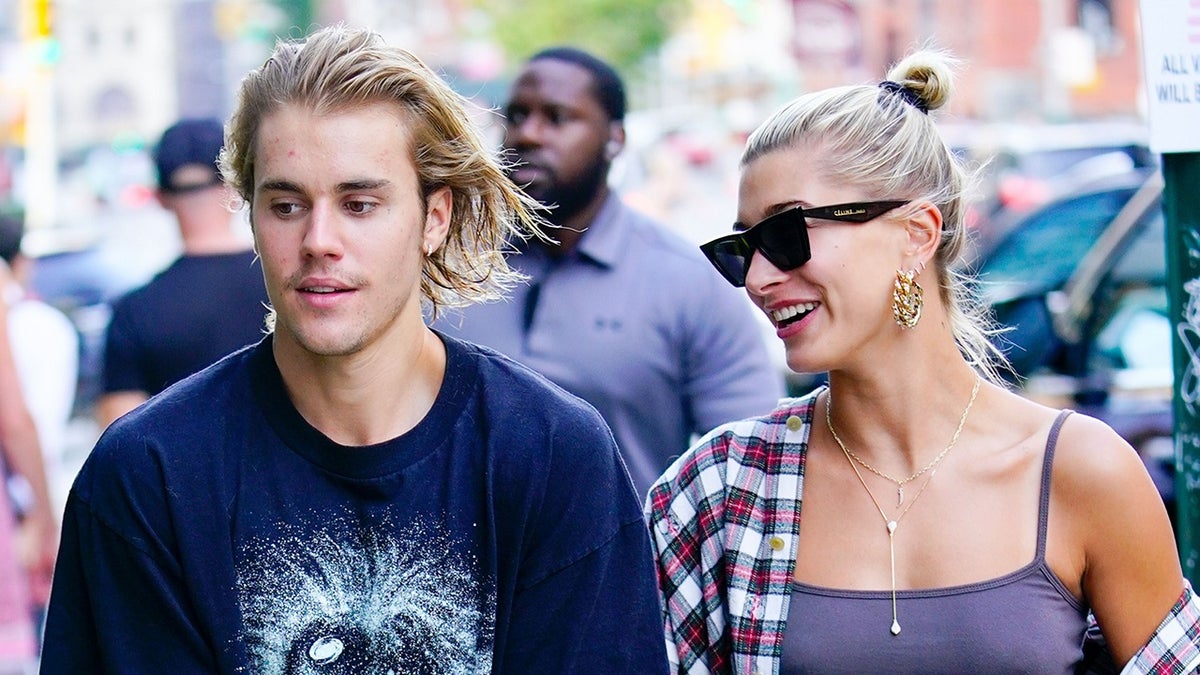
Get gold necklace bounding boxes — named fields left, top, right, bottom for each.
left=836, top=376, right=981, bottom=505
left=824, top=374, right=981, bottom=636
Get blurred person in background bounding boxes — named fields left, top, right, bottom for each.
left=43, top=26, right=667, bottom=672
left=0, top=213, right=78, bottom=520
left=647, top=50, right=1198, bottom=673
left=0, top=264, right=56, bottom=672
left=96, top=117, right=269, bottom=428
left=435, top=47, right=783, bottom=497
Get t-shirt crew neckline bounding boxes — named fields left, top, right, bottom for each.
left=247, top=330, right=473, bottom=481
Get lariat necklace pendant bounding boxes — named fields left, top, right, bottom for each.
left=826, top=374, right=982, bottom=638
left=886, top=520, right=901, bottom=634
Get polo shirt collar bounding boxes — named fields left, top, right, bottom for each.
left=571, top=192, right=630, bottom=268
left=514, top=193, right=631, bottom=268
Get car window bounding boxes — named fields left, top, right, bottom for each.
left=1111, top=208, right=1166, bottom=284
left=1093, top=288, right=1170, bottom=370
left=978, top=186, right=1138, bottom=291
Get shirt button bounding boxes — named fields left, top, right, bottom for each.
left=769, top=536, right=785, bottom=551
left=786, top=415, right=802, bottom=432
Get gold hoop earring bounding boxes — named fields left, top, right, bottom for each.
left=892, top=267, right=923, bottom=329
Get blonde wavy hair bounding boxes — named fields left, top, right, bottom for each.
left=742, top=49, right=1009, bottom=382
left=219, top=24, right=545, bottom=322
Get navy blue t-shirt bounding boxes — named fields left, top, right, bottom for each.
left=43, top=333, right=668, bottom=673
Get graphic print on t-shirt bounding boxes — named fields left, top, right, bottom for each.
left=236, top=513, right=495, bottom=674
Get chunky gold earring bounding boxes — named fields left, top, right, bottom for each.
left=892, top=267, right=923, bottom=329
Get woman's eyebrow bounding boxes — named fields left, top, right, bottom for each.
left=733, top=200, right=810, bottom=231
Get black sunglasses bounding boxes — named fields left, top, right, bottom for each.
left=699, top=201, right=908, bottom=287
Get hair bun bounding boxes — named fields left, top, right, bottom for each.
left=884, top=50, right=957, bottom=112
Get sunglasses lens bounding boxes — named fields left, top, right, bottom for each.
left=701, top=209, right=813, bottom=287
left=704, top=238, right=752, bottom=286
left=757, top=212, right=811, bottom=271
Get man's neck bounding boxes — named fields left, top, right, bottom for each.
left=272, top=324, right=447, bottom=447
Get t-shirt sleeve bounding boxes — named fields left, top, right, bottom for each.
left=41, top=446, right=216, bottom=672
left=101, top=301, right=150, bottom=395
left=494, top=401, right=670, bottom=674
left=500, top=519, right=670, bottom=673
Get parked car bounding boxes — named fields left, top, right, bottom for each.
left=944, top=120, right=1154, bottom=229
left=975, top=168, right=1174, bottom=516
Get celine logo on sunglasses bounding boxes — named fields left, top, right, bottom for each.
left=833, top=207, right=867, bottom=217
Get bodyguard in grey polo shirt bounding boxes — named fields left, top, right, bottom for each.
left=435, top=47, right=783, bottom=497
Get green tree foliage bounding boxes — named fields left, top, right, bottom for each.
left=467, top=0, right=689, bottom=75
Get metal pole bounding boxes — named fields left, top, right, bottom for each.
left=1164, top=151, right=1200, bottom=584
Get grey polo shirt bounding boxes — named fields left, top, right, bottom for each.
left=435, top=193, right=784, bottom=498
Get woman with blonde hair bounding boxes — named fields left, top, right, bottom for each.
left=648, top=49, right=1199, bottom=674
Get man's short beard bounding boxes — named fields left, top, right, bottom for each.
left=536, top=156, right=609, bottom=226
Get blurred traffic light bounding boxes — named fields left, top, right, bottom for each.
left=19, top=0, right=58, bottom=66
left=22, top=0, right=52, bottom=39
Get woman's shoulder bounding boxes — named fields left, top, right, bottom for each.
left=1030, top=401, right=1175, bottom=566
left=1049, top=408, right=1153, bottom=499
left=979, top=388, right=1138, bottom=491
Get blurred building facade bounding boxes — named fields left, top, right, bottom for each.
left=672, top=0, right=1143, bottom=123
left=55, top=0, right=178, bottom=151
left=816, top=0, right=1140, bottom=121
left=39, top=0, right=1150, bottom=150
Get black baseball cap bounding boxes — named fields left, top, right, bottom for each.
left=154, top=117, right=225, bottom=193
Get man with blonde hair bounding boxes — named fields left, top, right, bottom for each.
left=44, top=26, right=668, bottom=673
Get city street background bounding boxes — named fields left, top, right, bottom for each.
left=0, top=0, right=1162, bottom=514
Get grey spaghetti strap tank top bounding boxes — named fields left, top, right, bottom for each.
left=782, top=410, right=1087, bottom=674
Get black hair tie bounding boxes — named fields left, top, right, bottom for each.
left=878, top=81, right=929, bottom=114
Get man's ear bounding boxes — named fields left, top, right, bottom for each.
left=903, top=201, right=943, bottom=265
left=422, top=185, right=453, bottom=254
left=604, top=123, right=626, bottom=161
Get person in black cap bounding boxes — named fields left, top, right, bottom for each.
left=96, top=117, right=269, bottom=428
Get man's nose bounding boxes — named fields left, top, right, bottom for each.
left=507, top=115, right=545, bottom=149
left=300, top=203, right=345, bottom=259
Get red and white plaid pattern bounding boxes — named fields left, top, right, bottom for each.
left=647, top=393, right=812, bottom=674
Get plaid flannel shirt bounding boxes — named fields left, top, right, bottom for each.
left=646, top=389, right=1200, bottom=675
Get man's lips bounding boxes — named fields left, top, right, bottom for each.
left=294, top=275, right=356, bottom=298
left=299, top=286, right=351, bottom=294
left=293, top=282, right=355, bottom=311
left=509, top=165, right=549, bottom=186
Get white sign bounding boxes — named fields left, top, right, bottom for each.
left=1140, top=0, right=1200, bottom=153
